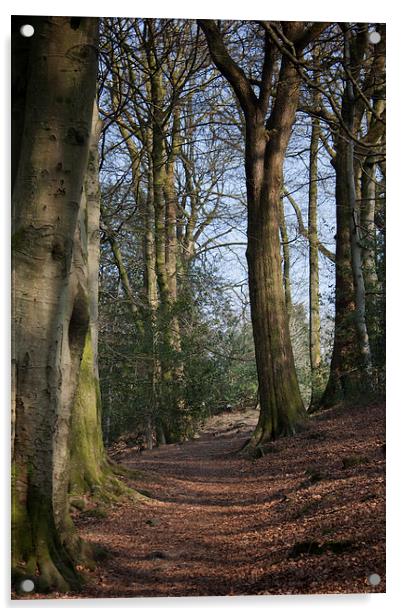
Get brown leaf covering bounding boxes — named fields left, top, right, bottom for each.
left=23, top=403, right=386, bottom=599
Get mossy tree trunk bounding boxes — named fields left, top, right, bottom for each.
left=68, top=105, right=135, bottom=504
left=69, top=104, right=146, bottom=500
left=11, top=17, right=99, bottom=591
left=199, top=20, right=328, bottom=447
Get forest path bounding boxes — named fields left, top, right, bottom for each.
left=75, top=403, right=385, bottom=597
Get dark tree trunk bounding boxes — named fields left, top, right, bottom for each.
left=197, top=20, right=330, bottom=448
left=319, top=26, right=376, bottom=408
left=244, top=101, right=305, bottom=446
left=319, top=140, right=362, bottom=406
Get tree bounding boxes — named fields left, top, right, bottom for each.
left=68, top=104, right=134, bottom=503
left=198, top=20, right=328, bottom=448
left=308, top=103, right=324, bottom=411
left=318, top=24, right=385, bottom=407
left=12, top=17, right=99, bottom=591
left=98, top=18, right=242, bottom=444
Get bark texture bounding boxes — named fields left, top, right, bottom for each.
left=12, top=17, right=99, bottom=591
left=319, top=138, right=362, bottom=407
left=68, top=105, right=132, bottom=502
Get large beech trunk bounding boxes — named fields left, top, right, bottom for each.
left=11, top=17, right=99, bottom=591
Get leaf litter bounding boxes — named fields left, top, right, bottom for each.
left=24, top=402, right=385, bottom=599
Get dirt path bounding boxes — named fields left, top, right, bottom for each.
left=64, top=402, right=386, bottom=598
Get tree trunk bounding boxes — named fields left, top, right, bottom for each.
left=361, top=157, right=381, bottom=360
left=12, top=17, right=99, bottom=591
left=148, top=48, right=187, bottom=442
left=319, top=28, right=374, bottom=407
left=69, top=105, right=132, bottom=502
left=343, top=30, right=373, bottom=385
left=278, top=196, right=292, bottom=315
left=319, top=139, right=362, bottom=407
left=245, top=121, right=305, bottom=447
left=308, top=115, right=324, bottom=411
left=198, top=20, right=314, bottom=449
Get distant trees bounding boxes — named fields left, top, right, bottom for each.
left=96, top=18, right=386, bottom=450
left=98, top=18, right=247, bottom=443
left=313, top=24, right=386, bottom=407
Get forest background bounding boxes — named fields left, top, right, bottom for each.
left=3, top=0, right=402, bottom=613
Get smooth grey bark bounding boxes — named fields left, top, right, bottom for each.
left=12, top=17, right=99, bottom=591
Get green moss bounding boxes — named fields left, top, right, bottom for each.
left=82, top=507, right=108, bottom=520
left=69, top=332, right=146, bottom=509
left=69, top=331, right=105, bottom=495
left=70, top=498, right=86, bottom=511
left=11, top=476, right=82, bottom=593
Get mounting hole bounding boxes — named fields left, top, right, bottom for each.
left=368, top=31, right=381, bottom=45
left=367, top=573, right=381, bottom=586
left=20, top=578, right=35, bottom=593
left=20, top=24, right=35, bottom=38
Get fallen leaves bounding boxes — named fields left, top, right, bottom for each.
left=26, top=402, right=386, bottom=599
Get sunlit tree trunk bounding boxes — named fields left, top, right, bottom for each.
left=344, top=34, right=373, bottom=386
left=308, top=115, right=324, bottom=411
left=361, top=156, right=381, bottom=360
left=245, top=107, right=305, bottom=445
left=12, top=17, right=98, bottom=591
left=147, top=34, right=187, bottom=442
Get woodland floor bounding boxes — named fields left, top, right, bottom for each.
left=26, top=402, right=386, bottom=599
